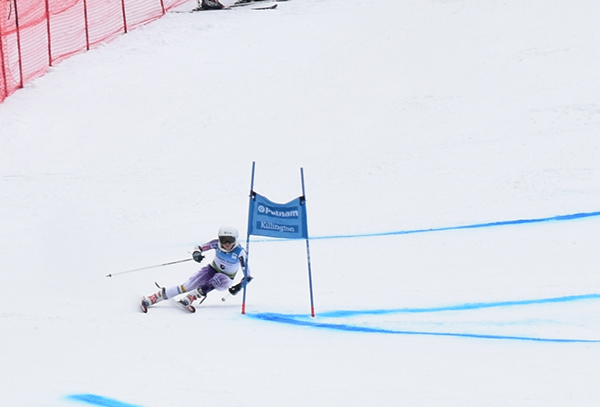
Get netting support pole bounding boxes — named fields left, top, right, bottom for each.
left=13, top=0, right=24, bottom=88
left=120, top=0, right=128, bottom=33
left=44, top=0, right=52, bottom=65
left=83, top=0, right=90, bottom=50
left=0, top=17, right=9, bottom=100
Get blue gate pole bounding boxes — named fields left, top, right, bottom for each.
left=242, top=161, right=256, bottom=315
left=301, top=167, right=316, bottom=317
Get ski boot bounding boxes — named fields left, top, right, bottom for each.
left=141, top=287, right=167, bottom=313
left=179, top=288, right=207, bottom=307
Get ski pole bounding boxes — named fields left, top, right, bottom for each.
left=106, top=258, right=193, bottom=278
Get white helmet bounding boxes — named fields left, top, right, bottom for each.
left=218, top=226, right=238, bottom=252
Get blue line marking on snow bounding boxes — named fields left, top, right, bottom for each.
left=316, top=293, right=600, bottom=318
left=247, top=294, right=600, bottom=343
left=66, top=394, right=144, bottom=407
left=248, top=210, right=600, bottom=242
left=316, top=210, right=600, bottom=240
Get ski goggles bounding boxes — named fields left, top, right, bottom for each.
left=219, top=236, right=236, bottom=245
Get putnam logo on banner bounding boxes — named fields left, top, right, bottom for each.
left=247, top=192, right=308, bottom=240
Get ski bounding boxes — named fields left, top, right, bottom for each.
left=140, top=282, right=197, bottom=313
left=231, top=1, right=277, bottom=9
left=141, top=299, right=149, bottom=313
left=176, top=300, right=196, bottom=313
left=252, top=3, right=277, bottom=10
left=140, top=297, right=195, bottom=313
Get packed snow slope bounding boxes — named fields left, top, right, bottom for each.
left=2, top=0, right=600, bottom=406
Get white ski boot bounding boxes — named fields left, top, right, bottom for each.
left=141, top=287, right=167, bottom=313
left=179, top=288, right=207, bottom=307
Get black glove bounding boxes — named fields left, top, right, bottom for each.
left=229, top=276, right=253, bottom=295
left=192, top=250, right=204, bottom=263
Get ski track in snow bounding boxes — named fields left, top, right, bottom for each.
left=66, top=394, right=143, bottom=407
left=64, top=210, right=600, bottom=407
left=244, top=211, right=600, bottom=343
left=249, top=293, right=600, bottom=343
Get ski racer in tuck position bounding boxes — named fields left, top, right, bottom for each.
left=141, top=226, right=253, bottom=312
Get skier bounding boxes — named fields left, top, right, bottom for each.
left=199, top=0, right=224, bottom=9
left=198, top=0, right=239, bottom=10
left=141, top=226, right=252, bottom=312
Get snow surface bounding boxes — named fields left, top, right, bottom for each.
left=2, top=0, right=600, bottom=405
